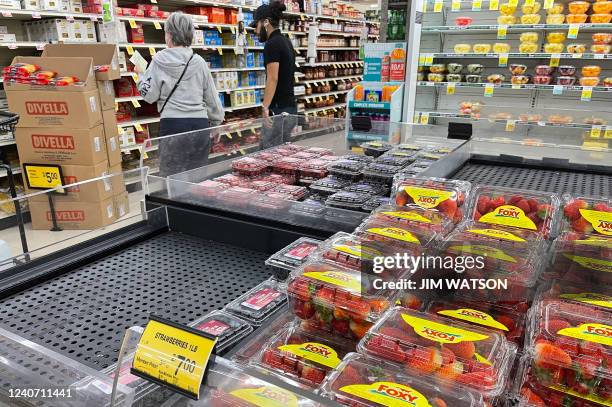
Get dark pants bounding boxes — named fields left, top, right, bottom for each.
left=158, top=117, right=210, bottom=177
left=261, top=105, right=298, bottom=150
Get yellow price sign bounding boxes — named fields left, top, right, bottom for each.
left=434, top=0, right=443, bottom=12
left=497, top=25, right=507, bottom=39
left=422, top=0, right=428, bottom=12
left=133, top=73, right=139, bottom=82
left=230, top=26, right=235, bottom=34
left=424, top=54, right=434, bottom=65
left=498, top=53, right=508, bottom=66
left=525, top=0, right=535, bottom=6
left=218, top=48, right=223, bottom=55
left=451, top=0, right=461, bottom=11
left=115, top=102, right=119, bottom=111
left=150, top=0, right=157, bottom=3
left=153, top=21, right=162, bottom=30
left=605, top=128, right=612, bottom=139
left=131, top=99, right=141, bottom=108
left=414, top=112, right=421, bottom=123
left=505, top=120, right=516, bottom=132
left=543, top=0, right=553, bottom=8
left=135, top=123, right=144, bottom=132
left=418, top=55, right=426, bottom=65
left=489, top=0, right=499, bottom=9
left=117, top=125, right=124, bottom=134
left=590, top=126, right=602, bottom=138
left=300, top=14, right=305, bottom=20
left=217, top=26, right=222, bottom=33
left=236, top=130, right=243, bottom=138
left=129, top=19, right=137, bottom=29
left=472, top=0, right=482, bottom=10
left=484, top=83, right=495, bottom=97
left=23, top=164, right=65, bottom=193
left=509, top=0, right=518, bottom=6
left=581, top=86, right=593, bottom=101
left=131, top=317, right=217, bottom=400
left=149, top=47, right=156, bottom=56
left=420, top=112, right=430, bottom=124
left=568, top=24, right=580, bottom=39
left=126, top=45, right=134, bottom=55
left=447, top=82, right=456, bottom=94
left=550, top=54, right=560, bottom=67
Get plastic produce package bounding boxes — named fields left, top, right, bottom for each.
left=362, top=163, right=403, bottom=185
left=560, top=194, right=612, bottom=237
left=231, top=156, right=269, bottom=176
left=360, top=141, right=393, bottom=157
left=191, top=310, right=253, bottom=353
left=310, top=175, right=353, bottom=196
left=367, top=204, right=456, bottom=237
left=536, top=280, right=612, bottom=314
left=225, top=278, right=287, bottom=326
left=328, top=159, right=368, bottom=180
left=325, top=191, right=373, bottom=211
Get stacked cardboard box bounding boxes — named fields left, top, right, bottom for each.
left=5, top=44, right=128, bottom=230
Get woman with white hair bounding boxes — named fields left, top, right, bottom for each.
left=136, top=12, right=224, bottom=175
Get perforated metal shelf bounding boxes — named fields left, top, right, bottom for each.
left=453, top=162, right=611, bottom=196
left=0, top=232, right=275, bottom=371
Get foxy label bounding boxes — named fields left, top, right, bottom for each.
left=278, top=342, right=341, bottom=368
left=447, top=245, right=516, bottom=263
left=340, top=382, right=432, bottom=407
left=437, top=308, right=509, bottom=331
left=548, top=384, right=612, bottom=407
left=403, top=186, right=454, bottom=209
left=367, top=228, right=421, bottom=244
left=560, top=293, right=612, bottom=310
left=304, top=271, right=362, bottom=293
left=563, top=254, right=612, bottom=273
left=466, top=228, right=526, bottom=242
left=380, top=211, right=432, bottom=223
left=230, top=386, right=298, bottom=407
left=579, top=209, right=612, bottom=236
left=401, top=314, right=489, bottom=344
left=478, top=205, right=537, bottom=230
left=333, top=244, right=382, bottom=260
left=557, top=323, right=612, bottom=347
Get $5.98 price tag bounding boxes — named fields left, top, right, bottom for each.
left=131, top=317, right=217, bottom=400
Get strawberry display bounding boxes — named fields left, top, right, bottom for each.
left=358, top=307, right=517, bottom=398
left=231, top=157, right=270, bottom=176
left=392, top=176, right=471, bottom=224
left=255, top=322, right=356, bottom=388
left=369, top=204, right=455, bottom=235
left=469, top=186, right=561, bottom=238
left=192, top=310, right=253, bottom=353
left=537, top=280, right=612, bottom=314
left=225, top=278, right=287, bottom=326
left=287, top=261, right=398, bottom=340
left=526, top=300, right=612, bottom=404
left=191, top=180, right=230, bottom=198
left=561, top=195, right=612, bottom=237
left=426, top=300, right=527, bottom=345
left=320, top=353, right=482, bottom=407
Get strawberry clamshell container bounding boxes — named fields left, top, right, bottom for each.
left=560, top=193, right=612, bottom=238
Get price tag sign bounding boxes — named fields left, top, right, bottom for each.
left=126, top=45, right=134, bottom=56
left=568, top=24, right=580, bottom=39
left=447, top=82, right=456, bottom=94
left=66, top=15, right=74, bottom=22
left=590, top=126, right=602, bottom=138
left=509, top=0, right=518, bottom=6
left=543, top=0, right=553, bottom=8
left=149, top=47, right=156, bottom=56
left=217, top=26, right=222, bottom=33
left=420, top=112, right=430, bottom=124
left=511, top=84, right=521, bottom=89
left=230, top=26, right=235, bottom=34
left=153, top=21, right=162, bottom=30
left=451, top=0, right=461, bottom=11
left=133, top=73, right=139, bottom=82
left=581, top=86, right=593, bottom=101
left=151, top=0, right=157, bottom=3
left=498, top=53, right=508, bottom=66
left=594, top=54, right=604, bottom=60
left=605, top=127, right=612, bottom=139
left=422, top=0, right=428, bottom=12
left=472, top=0, right=482, bottom=11
left=237, top=130, right=243, bottom=138
left=434, top=0, right=444, bottom=12
left=424, top=54, right=434, bottom=65
left=489, top=0, right=499, bottom=9
left=553, top=85, right=563, bottom=95
left=550, top=54, right=560, bottom=67
left=23, top=164, right=66, bottom=194
left=117, top=125, right=124, bottom=134
left=414, top=112, right=421, bottom=123
left=135, top=123, right=144, bottom=132
left=484, top=84, right=495, bottom=97
left=300, top=14, right=305, bottom=20
left=505, top=120, right=516, bottom=132
left=418, top=55, right=426, bottom=65
left=497, top=25, right=507, bottom=39
left=225, top=132, right=232, bottom=139
left=8, top=43, right=17, bottom=50
left=36, top=43, right=45, bottom=51
left=217, top=47, right=223, bottom=55
left=131, top=316, right=217, bottom=400
left=115, top=102, right=119, bottom=111
left=131, top=99, right=141, bottom=108
left=525, top=0, right=535, bottom=6
left=129, top=19, right=137, bottom=29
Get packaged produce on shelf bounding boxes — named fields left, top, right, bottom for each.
left=328, top=159, right=368, bottom=181
left=469, top=185, right=560, bottom=238
left=231, top=156, right=269, bottom=177
left=343, top=182, right=389, bottom=197
left=391, top=176, right=471, bottom=224
left=523, top=300, right=612, bottom=406
left=310, top=175, right=353, bottom=196
left=252, top=321, right=356, bottom=388
left=320, top=353, right=483, bottom=407
left=374, top=154, right=415, bottom=169
left=344, top=153, right=376, bottom=164
left=225, top=278, right=287, bottom=326
left=362, top=163, right=403, bottom=185
left=271, top=156, right=305, bottom=176
left=191, top=310, right=253, bottom=353
left=358, top=307, right=517, bottom=399
left=266, top=237, right=321, bottom=275
left=362, top=196, right=391, bottom=213
left=560, top=194, right=612, bottom=237
left=360, top=141, right=393, bottom=158
left=214, top=173, right=254, bottom=187
left=298, top=159, right=331, bottom=184
left=536, top=280, right=612, bottom=314
left=286, top=260, right=399, bottom=339
left=190, top=179, right=230, bottom=199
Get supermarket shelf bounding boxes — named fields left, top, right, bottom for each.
left=424, top=52, right=612, bottom=60
left=417, top=81, right=612, bottom=93
left=297, top=46, right=360, bottom=51
left=121, top=143, right=159, bottom=153
left=115, top=96, right=143, bottom=103
left=0, top=41, right=46, bottom=49
left=319, top=30, right=363, bottom=37
left=298, top=89, right=350, bottom=99
left=422, top=23, right=612, bottom=34
left=225, top=103, right=262, bottom=112
left=298, top=74, right=362, bottom=85
left=209, top=142, right=260, bottom=160
left=219, top=85, right=265, bottom=92
left=0, top=140, right=15, bottom=147
left=210, top=67, right=265, bottom=72
left=304, top=102, right=345, bottom=115
left=418, top=111, right=611, bottom=130
left=302, top=60, right=363, bottom=67
left=118, top=116, right=160, bottom=128
left=286, top=31, right=307, bottom=36
left=118, top=43, right=263, bottom=51
left=0, top=8, right=100, bottom=20
left=117, top=15, right=236, bottom=30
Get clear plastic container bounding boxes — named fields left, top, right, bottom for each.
left=251, top=150, right=282, bottom=163
left=231, top=156, right=270, bottom=176
left=299, top=159, right=330, bottom=180
left=291, top=151, right=320, bottom=160
left=367, top=204, right=456, bottom=236
left=258, top=172, right=296, bottom=185
left=272, top=156, right=305, bottom=175
left=252, top=322, right=356, bottom=388
left=266, top=237, right=322, bottom=271
left=358, top=307, right=517, bottom=398
left=343, top=182, right=389, bottom=197
left=360, top=141, right=393, bottom=157
left=343, top=153, right=375, bottom=164
left=416, top=151, right=445, bottom=162
left=250, top=193, right=293, bottom=213
left=191, top=310, right=253, bottom=353
left=375, top=154, right=415, bottom=168
left=536, top=279, right=612, bottom=314
left=328, top=159, right=367, bottom=180
left=214, top=173, right=254, bottom=187
left=326, top=191, right=373, bottom=211
left=426, top=300, right=527, bottom=344
left=191, top=179, right=230, bottom=198
left=269, top=184, right=308, bottom=200
left=272, top=143, right=307, bottom=153
left=250, top=180, right=277, bottom=192
left=387, top=148, right=420, bottom=158
left=217, top=187, right=258, bottom=209
left=320, top=353, right=483, bottom=407
left=391, top=175, right=471, bottom=224
left=287, top=260, right=398, bottom=339
left=524, top=301, right=612, bottom=404
left=362, top=196, right=391, bottom=212
left=362, top=163, right=403, bottom=185
left=290, top=199, right=327, bottom=222
left=225, top=278, right=287, bottom=326
left=305, top=146, right=334, bottom=156
left=469, top=185, right=561, bottom=238
left=309, top=175, right=352, bottom=195
left=560, top=194, right=612, bottom=238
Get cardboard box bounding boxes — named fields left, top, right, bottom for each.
left=109, top=164, right=126, bottom=196
left=15, top=124, right=107, bottom=166
left=5, top=56, right=97, bottom=92
left=29, top=197, right=115, bottom=230
left=97, top=80, right=115, bottom=111
left=42, top=43, right=120, bottom=81
left=102, top=109, right=121, bottom=167
left=114, top=191, right=129, bottom=219
left=25, top=161, right=113, bottom=203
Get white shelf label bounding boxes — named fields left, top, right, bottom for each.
left=568, top=24, right=580, bottom=39
left=484, top=84, right=494, bottom=97
left=498, top=53, right=508, bottom=67
left=553, top=85, right=563, bottom=95
left=581, top=87, right=593, bottom=101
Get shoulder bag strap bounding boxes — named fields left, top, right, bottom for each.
left=159, top=53, right=195, bottom=115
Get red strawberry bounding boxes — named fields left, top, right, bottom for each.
left=528, top=198, right=539, bottom=213
left=396, top=190, right=409, bottom=207
left=335, top=365, right=361, bottom=388
left=440, top=347, right=456, bottom=365
left=564, top=199, right=588, bottom=221
left=366, top=335, right=407, bottom=362
left=534, top=341, right=572, bottom=369
left=301, top=364, right=326, bottom=384
left=474, top=210, right=482, bottom=221
left=490, top=196, right=506, bottom=210
left=577, top=356, right=601, bottom=380
left=401, top=293, right=422, bottom=309
left=452, top=207, right=464, bottom=223
left=262, top=349, right=283, bottom=367
left=477, top=196, right=490, bottom=214
left=438, top=198, right=458, bottom=218
left=282, top=356, right=298, bottom=372
left=331, top=318, right=350, bottom=336
left=537, top=204, right=552, bottom=220
left=496, top=315, right=515, bottom=331
left=315, top=287, right=335, bottom=304
left=436, top=361, right=463, bottom=382
left=554, top=336, right=579, bottom=357
left=349, top=319, right=371, bottom=339
left=516, top=199, right=531, bottom=214
left=405, top=346, right=443, bottom=374
left=527, top=211, right=542, bottom=226
left=293, top=300, right=315, bottom=319
left=593, top=202, right=609, bottom=212
left=444, top=341, right=475, bottom=359
left=547, top=319, right=571, bottom=333
left=509, top=195, right=523, bottom=205
left=580, top=341, right=606, bottom=358
left=380, top=326, right=417, bottom=343
left=455, top=371, right=495, bottom=389
left=571, top=217, right=594, bottom=233
left=520, top=387, right=546, bottom=406
left=431, top=398, right=448, bottom=407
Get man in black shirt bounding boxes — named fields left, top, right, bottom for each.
left=250, top=2, right=297, bottom=147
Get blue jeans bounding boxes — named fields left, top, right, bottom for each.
left=262, top=106, right=298, bottom=150
left=158, top=118, right=210, bottom=177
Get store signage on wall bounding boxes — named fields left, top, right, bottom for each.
left=363, top=43, right=407, bottom=83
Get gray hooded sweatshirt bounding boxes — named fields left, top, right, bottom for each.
left=137, top=47, right=224, bottom=125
